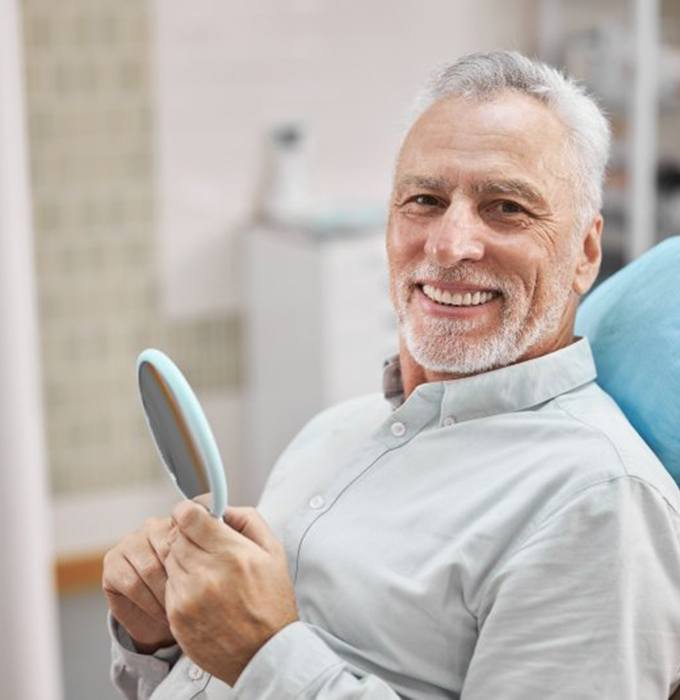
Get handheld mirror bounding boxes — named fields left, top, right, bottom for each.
left=137, top=348, right=227, bottom=517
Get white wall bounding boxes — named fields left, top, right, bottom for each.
left=152, top=0, right=538, bottom=317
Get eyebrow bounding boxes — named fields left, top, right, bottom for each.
left=472, top=179, right=547, bottom=207
left=394, top=174, right=547, bottom=208
left=394, top=175, right=453, bottom=192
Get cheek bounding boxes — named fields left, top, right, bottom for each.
left=490, top=242, right=539, bottom=297
left=386, top=225, right=418, bottom=309
left=523, top=254, right=572, bottom=310
left=386, top=218, right=425, bottom=274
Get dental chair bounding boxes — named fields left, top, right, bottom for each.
left=575, top=235, right=680, bottom=699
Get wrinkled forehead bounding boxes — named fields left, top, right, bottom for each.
left=395, top=92, right=574, bottom=193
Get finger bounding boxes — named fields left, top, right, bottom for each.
left=168, top=530, right=214, bottom=570
left=125, top=540, right=168, bottom=609
left=107, top=590, right=171, bottom=640
left=104, top=552, right=167, bottom=624
left=155, top=525, right=177, bottom=564
left=123, top=549, right=167, bottom=612
left=223, top=506, right=281, bottom=554
left=172, top=500, right=229, bottom=553
left=145, top=517, right=175, bottom=560
left=193, top=492, right=213, bottom=510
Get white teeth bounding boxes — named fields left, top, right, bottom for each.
left=422, top=285, right=497, bottom=307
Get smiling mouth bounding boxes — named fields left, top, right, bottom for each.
left=418, top=284, right=501, bottom=307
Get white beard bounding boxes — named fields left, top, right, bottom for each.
left=393, top=262, right=573, bottom=375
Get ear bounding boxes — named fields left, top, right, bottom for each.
left=572, top=215, right=603, bottom=296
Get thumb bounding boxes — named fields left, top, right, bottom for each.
left=223, top=507, right=279, bottom=554
left=172, top=500, right=224, bottom=552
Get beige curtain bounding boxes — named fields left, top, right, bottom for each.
left=0, top=0, right=62, bottom=697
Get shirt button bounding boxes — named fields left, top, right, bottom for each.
left=188, top=664, right=204, bottom=681
left=442, top=416, right=455, bottom=427
left=390, top=421, right=406, bottom=437
left=309, top=494, right=325, bottom=509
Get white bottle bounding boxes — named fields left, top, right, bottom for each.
left=254, top=123, right=311, bottom=228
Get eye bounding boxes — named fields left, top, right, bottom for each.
left=494, top=200, right=526, bottom=215
left=410, top=194, right=441, bottom=207
left=400, top=193, right=445, bottom=212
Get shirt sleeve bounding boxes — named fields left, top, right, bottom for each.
left=231, top=621, right=403, bottom=699
left=460, top=476, right=680, bottom=699
left=117, top=621, right=403, bottom=699
left=108, top=613, right=183, bottom=700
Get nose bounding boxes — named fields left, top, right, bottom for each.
left=423, top=201, right=485, bottom=267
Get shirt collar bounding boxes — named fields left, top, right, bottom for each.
left=382, top=337, right=597, bottom=423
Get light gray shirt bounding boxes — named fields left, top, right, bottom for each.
left=110, top=338, right=680, bottom=699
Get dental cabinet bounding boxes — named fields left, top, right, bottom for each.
left=243, top=224, right=396, bottom=501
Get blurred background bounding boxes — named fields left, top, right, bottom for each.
left=1, top=0, right=679, bottom=698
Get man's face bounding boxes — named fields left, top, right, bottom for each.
left=387, top=91, right=600, bottom=376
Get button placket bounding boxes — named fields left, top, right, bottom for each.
left=308, top=494, right=325, bottom=510
left=188, top=664, right=204, bottom=681
left=291, top=442, right=393, bottom=582
left=390, top=421, right=406, bottom=437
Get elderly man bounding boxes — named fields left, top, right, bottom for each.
left=104, top=51, right=680, bottom=699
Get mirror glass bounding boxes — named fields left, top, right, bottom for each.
left=137, top=349, right=227, bottom=516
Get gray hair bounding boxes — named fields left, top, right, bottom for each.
left=410, top=50, right=611, bottom=230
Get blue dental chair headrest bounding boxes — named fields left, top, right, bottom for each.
left=575, top=236, right=680, bottom=487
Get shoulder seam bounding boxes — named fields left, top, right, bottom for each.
left=554, top=395, right=679, bottom=514
left=553, top=395, right=630, bottom=476
left=476, top=473, right=680, bottom=621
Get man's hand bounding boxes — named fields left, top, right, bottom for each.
left=164, top=502, right=299, bottom=687
left=102, top=516, right=176, bottom=654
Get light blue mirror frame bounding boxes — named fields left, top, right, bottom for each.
left=137, top=348, right=228, bottom=517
